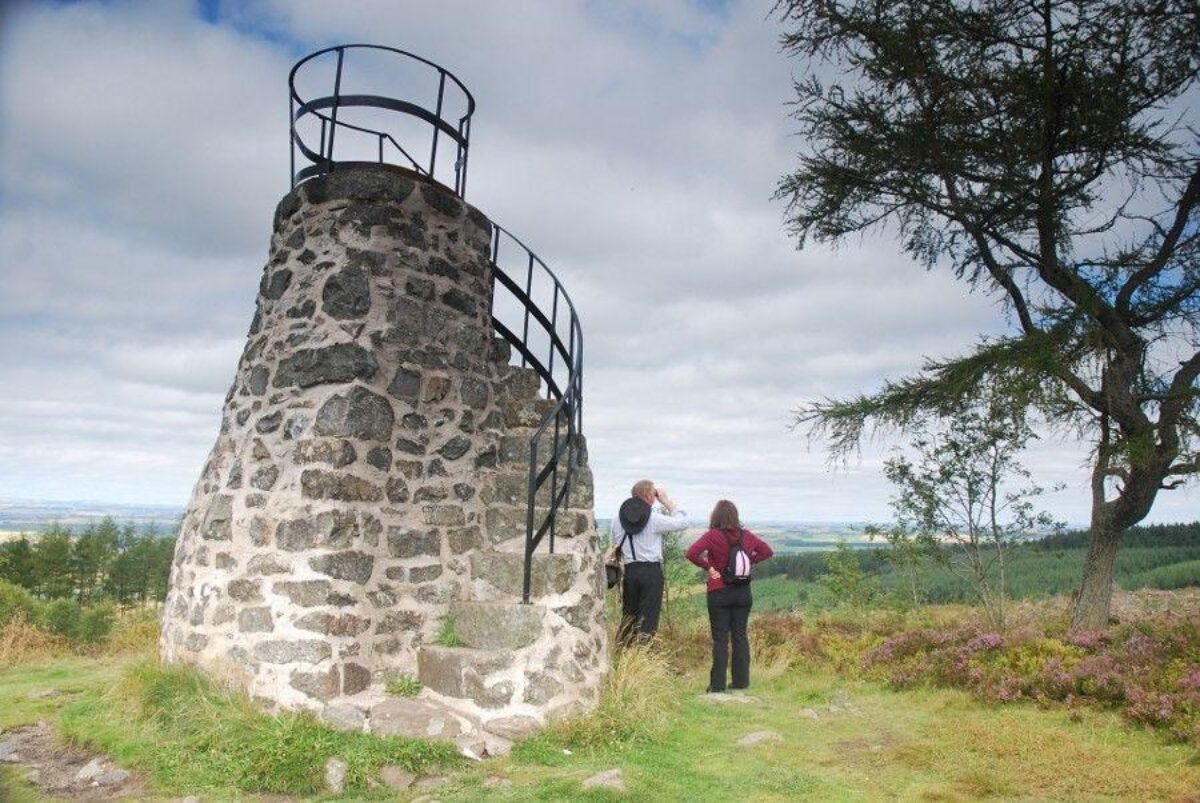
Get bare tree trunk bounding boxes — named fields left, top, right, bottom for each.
left=1069, top=518, right=1124, bottom=631
left=1070, top=447, right=1163, bottom=633
left=995, top=546, right=1006, bottom=632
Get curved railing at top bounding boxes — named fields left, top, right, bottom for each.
left=289, top=44, right=475, bottom=196
left=489, top=226, right=584, bottom=604
left=287, top=46, right=583, bottom=604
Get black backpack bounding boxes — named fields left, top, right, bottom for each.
left=721, top=530, right=752, bottom=585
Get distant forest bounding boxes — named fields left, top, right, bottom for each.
left=3, top=518, right=1196, bottom=608
left=755, top=521, right=1200, bottom=602
left=0, top=518, right=176, bottom=605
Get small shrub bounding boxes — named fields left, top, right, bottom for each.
left=385, top=674, right=422, bottom=697
left=853, top=610, right=1200, bottom=746
left=107, top=606, right=162, bottom=653
left=0, top=579, right=41, bottom=626
left=76, top=602, right=117, bottom=645
left=40, top=598, right=81, bottom=639
left=988, top=637, right=1079, bottom=678
left=820, top=543, right=879, bottom=612
left=0, top=616, right=70, bottom=665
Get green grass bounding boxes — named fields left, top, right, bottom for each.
left=1126, top=558, right=1200, bottom=590
left=0, top=654, right=130, bottom=730
left=53, top=660, right=461, bottom=797
left=0, top=767, right=42, bottom=802
left=4, top=616, right=1199, bottom=800
left=442, top=665, right=1200, bottom=801
left=436, top=614, right=466, bottom=647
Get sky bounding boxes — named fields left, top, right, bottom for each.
left=0, top=0, right=1196, bottom=526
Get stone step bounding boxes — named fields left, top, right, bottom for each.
left=449, top=599, right=546, bottom=650
left=497, top=435, right=588, bottom=474
left=470, top=551, right=577, bottom=597
left=488, top=467, right=594, bottom=509
left=499, top=432, right=589, bottom=473
left=484, top=503, right=595, bottom=547
left=417, top=645, right=516, bottom=709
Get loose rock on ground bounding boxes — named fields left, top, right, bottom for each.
left=0, top=720, right=142, bottom=799
left=582, top=768, right=626, bottom=792
left=738, top=730, right=783, bottom=747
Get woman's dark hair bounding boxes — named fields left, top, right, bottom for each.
left=709, top=499, right=741, bottom=531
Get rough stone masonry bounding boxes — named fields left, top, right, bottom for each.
left=161, top=166, right=607, bottom=740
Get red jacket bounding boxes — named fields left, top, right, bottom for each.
left=686, top=528, right=774, bottom=593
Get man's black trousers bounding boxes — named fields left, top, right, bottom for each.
left=619, top=561, right=663, bottom=644
left=707, top=583, right=753, bottom=691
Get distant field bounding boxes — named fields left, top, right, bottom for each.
left=750, top=521, right=1200, bottom=604
left=0, top=531, right=36, bottom=543
left=599, top=518, right=877, bottom=551
left=0, top=498, right=182, bottom=536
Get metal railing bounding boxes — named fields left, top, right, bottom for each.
left=489, top=226, right=584, bottom=604
left=289, top=45, right=475, bottom=196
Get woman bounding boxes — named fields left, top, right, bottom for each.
left=686, top=500, right=774, bottom=693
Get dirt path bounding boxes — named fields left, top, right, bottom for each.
left=0, top=719, right=145, bottom=800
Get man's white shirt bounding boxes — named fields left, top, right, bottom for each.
left=610, top=507, right=689, bottom=564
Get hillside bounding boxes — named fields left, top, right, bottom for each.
left=2, top=592, right=1198, bottom=800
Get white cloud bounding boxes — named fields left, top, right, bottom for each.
left=0, top=0, right=1194, bottom=527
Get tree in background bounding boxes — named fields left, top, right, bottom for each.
left=32, top=524, right=74, bottom=599
left=105, top=524, right=171, bottom=604
left=0, top=521, right=176, bottom=605
left=865, top=523, right=937, bottom=608
left=776, top=0, right=1200, bottom=629
left=882, top=403, right=1058, bottom=630
left=821, top=542, right=878, bottom=613
left=0, top=537, right=35, bottom=590
left=71, top=518, right=119, bottom=604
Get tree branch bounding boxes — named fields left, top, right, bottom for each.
left=1117, top=165, right=1200, bottom=318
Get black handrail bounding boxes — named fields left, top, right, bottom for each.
left=488, top=225, right=584, bottom=604
left=289, top=45, right=475, bottom=197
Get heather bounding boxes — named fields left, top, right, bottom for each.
left=735, top=597, right=1200, bottom=747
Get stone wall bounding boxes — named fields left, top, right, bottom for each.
left=160, top=166, right=605, bottom=737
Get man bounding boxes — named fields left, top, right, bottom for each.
left=611, top=479, right=688, bottom=644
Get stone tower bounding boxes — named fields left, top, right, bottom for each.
left=160, top=47, right=606, bottom=753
